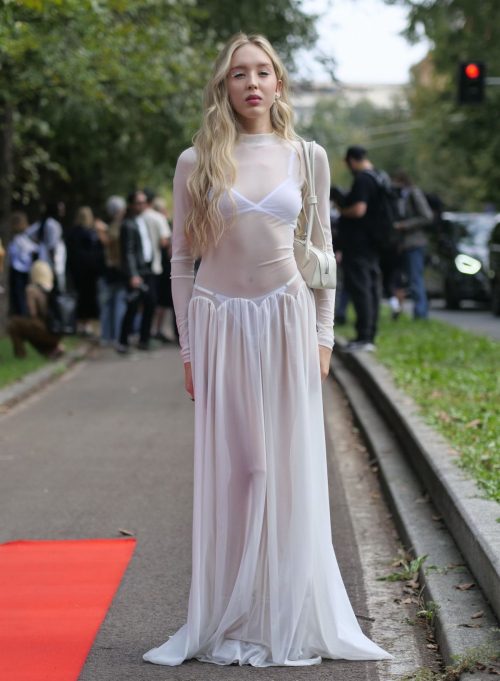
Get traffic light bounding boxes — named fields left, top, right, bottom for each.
left=458, top=61, right=486, bottom=104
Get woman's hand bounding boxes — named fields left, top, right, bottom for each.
left=184, top=361, right=194, bottom=400
left=318, top=345, right=332, bottom=383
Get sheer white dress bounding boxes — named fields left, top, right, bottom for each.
left=143, top=132, right=393, bottom=667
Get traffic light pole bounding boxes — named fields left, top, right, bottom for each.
left=486, top=78, right=500, bottom=85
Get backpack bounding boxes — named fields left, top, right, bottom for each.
left=362, top=169, right=402, bottom=251
left=47, top=286, right=78, bottom=335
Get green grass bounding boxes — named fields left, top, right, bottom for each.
left=0, top=335, right=82, bottom=390
left=340, top=306, right=500, bottom=503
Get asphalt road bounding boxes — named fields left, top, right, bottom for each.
left=0, top=345, right=436, bottom=680
left=403, top=298, right=500, bottom=340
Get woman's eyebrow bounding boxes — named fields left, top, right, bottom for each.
left=230, top=63, right=273, bottom=71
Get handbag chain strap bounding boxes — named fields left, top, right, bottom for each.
left=299, top=139, right=328, bottom=256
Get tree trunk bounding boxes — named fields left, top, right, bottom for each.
left=0, top=100, right=14, bottom=333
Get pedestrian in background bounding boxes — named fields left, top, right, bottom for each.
left=98, top=196, right=128, bottom=346
left=7, top=260, right=64, bottom=359
left=335, top=146, right=384, bottom=351
left=8, top=211, right=39, bottom=316
left=392, top=170, right=433, bottom=319
left=142, top=189, right=172, bottom=343
left=117, top=190, right=155, bottom=353
left=66, top=206, right=105, bottom=336
left=27, top=201, right=67, bottom=291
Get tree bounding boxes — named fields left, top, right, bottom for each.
left=0, top=0, right=319, bottom=330
left=385, top=0, right=500, bottom=209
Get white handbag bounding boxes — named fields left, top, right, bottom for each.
left=293, top=139, right=337, bottom=289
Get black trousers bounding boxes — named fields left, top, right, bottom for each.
left=342, top=253, right=381, bottom=343
left=119, top=272, right=156, bottom=346
left=9, top=268, right=30, bottom=316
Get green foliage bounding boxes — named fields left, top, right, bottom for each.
left=377, top=554, right=428, bottom=582
left=303, top=96, right=414, bottom=189
left=417, top=601, right=441, bottom=625
left=386, top=0, right=500, bottom=209
left=342, top=307, right=500, bottom=501
left=0, top=0, right=317, bottom=214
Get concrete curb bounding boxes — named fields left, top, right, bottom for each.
left=0, top=342, right=92, bottom=410
left=329, top=352, right=500, bottom=672
left=332, top=339, right=500, bottom=623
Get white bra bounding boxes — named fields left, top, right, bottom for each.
left=209, top=147, right=303, bottom=229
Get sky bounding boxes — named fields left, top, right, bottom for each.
left=297, top=0, right=431, bottom=84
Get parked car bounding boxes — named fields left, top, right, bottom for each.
left=489, top=219, right=500, bottom=316
left=424, top=212, right=497, bottom=309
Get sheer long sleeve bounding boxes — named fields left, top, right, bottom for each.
left=310, top=144, right=336, bottom=350
left=171, top=148, right=196, bottom=363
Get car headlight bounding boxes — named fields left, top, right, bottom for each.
left=455, top=254, right=482, bottom=275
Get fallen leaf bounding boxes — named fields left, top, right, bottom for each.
left=455, top=583, right=475, bottom=591
left=487, top=668, right=500, bottom=675
left=471, top=611, right=484, bottom=619
left=459, top=622, right=483, bottom=628
left=394, top=598, right=402, bottom=604
left=402, top=598, right=413, bottom=604
left=118, top=528, right=134, bottom=536
left=427, top=644, right=439, bottom=650
left=406, top=579, right=420, bottom=590
left=391, top=560, right=404, bottom=568
left=371, top=466, right=379, bottom=473
left=446, top=563, right=465, bottom=569
left=439, top=411, right=451, bottom=422
left=432, top=515, right=443, bottom=521
left=371, top=493, right=381, bottom=499
left=415, top=495, right=430, bottom=504
left=447, top=448, right=461, bottom=456
left=476, top=662, right=486, bottom=670
left=465, top=419, right=481, bottom=428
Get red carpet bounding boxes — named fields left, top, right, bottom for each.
left=0, top=538, right=136, bottom=681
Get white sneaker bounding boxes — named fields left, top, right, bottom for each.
left=344, top=341, right=376, bottom=353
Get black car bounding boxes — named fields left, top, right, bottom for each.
left=489, top=220, right=500, bottom=316
left=424, top=212, right=497, bottom=309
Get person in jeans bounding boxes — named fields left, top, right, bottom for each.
left=7, top=260, right=64, bottom=359
left=98, top=196, right=128, bottom=345
left=392, top=170, right=433, bottom=319
left=335, top=146, right=384, bottom=351
left=117, top=190, right=156, bottom=353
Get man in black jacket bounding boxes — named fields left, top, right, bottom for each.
left=336, top=146, right=384, bottom=352
left=117, top=190, right=156, bottom=352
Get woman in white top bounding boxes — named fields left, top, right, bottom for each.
left=143, top=32, right=393, bottom=668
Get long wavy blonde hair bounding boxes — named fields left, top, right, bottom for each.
left=185, top=33, right=300, bottom=256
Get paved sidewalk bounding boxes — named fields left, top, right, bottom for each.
left=0, top=346, right=435, bottom=680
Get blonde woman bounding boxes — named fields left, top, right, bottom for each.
left=144, top=33, right=393, bottom=668
left=7, top=261, right=64, bottom=359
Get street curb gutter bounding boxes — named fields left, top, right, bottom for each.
left=332, top=339, right=500, bottom=623
left=329, top=352, right=500, bottom=671
left=0, top=343, right=91, bottom=410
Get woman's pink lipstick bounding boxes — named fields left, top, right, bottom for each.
left=246, top=96, right=262, bottom=106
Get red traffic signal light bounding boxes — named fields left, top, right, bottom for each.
left=458, top=61, right=486, bottom=104
left=465, top=63, right=480, bottom=79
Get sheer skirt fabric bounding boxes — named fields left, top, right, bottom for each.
left=142, top=281, right=393, bottom=666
